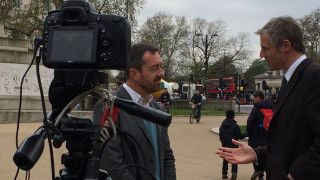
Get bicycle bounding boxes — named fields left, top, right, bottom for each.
left=159, top=102, right=170, bottom=113
left=189, top=103, right=200, bottom=124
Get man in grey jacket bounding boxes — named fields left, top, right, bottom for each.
left=100, top=43, right=176, bottom=180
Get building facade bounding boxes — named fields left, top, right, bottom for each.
left=254, top=70, right=284, bottom=97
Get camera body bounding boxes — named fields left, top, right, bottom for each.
left=14, top=1, right=132, bottom=178
left=42, top=0, right=131, bottom=69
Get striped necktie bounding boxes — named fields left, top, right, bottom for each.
left=278, top=77, right=287, bottom=99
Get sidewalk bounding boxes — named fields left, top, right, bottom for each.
left=211, top=127, right=220, bottom=134
left=2, top=115, right=254, bottom=180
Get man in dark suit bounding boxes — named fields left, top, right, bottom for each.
left=217, top=16, right=320, bottom=180
left=100, top=44, right=176, bottom=180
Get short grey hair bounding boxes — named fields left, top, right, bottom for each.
left=255, top=16, right=305, bottom=53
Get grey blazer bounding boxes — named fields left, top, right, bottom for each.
left=100, top=85, right=176, bottom=180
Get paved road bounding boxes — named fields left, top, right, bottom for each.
left=170, top=115, right=254, bottom=180
left=1, top=115, right=257, bottom=180
left=235, top=104, right=254, bottom=113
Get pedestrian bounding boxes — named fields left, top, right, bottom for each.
left=245, top=93, right=250, bottom=105
left=235, top=93, right=239, bottom=105
left=100, top=44, right=176, bottom=180
left=217, top=16, right=320, bottom=179
left=271, top=92, right=277, bottom=106
left=219, top=110, right=247, bottom=180
left=246, top=91, right=273, bottom=180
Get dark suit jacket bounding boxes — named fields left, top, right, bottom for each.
left=100, top=85, right=176, bottom=180
left=254, top=58, right=320, bottom=180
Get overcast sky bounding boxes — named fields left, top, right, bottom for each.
left=137, top=0, right=319, bottom=60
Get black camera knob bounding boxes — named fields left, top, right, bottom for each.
left=101, top=53, right=110, bottom=62
left=101, top=38, right=111, bottom=47
left=100, top=29, right=111, bottom=47
left=53, top=134, right=64, bottom=148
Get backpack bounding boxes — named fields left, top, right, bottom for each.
left=260, top=108, right=273, bottom=131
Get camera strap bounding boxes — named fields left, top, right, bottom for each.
left=101, top=106, right=118, bottom=128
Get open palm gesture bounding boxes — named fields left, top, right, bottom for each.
left=216, top=139, right=257, bottom=164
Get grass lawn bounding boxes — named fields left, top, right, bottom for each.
left=169, top=109, right=247, bottom=133
left=239, top=125, right=247, bottom=133
left=169, top=109, right=246, bottom=116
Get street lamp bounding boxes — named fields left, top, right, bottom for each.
left=194, top=33, right=218, bottom=78
left=223, top=49, right=226, bottom=77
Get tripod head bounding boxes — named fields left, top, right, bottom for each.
left=14, top=69, right=110, bottom=179
left=13, top=69, right=172, bottom=179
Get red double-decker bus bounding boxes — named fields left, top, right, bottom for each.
left=205, top=77, right=248, bottom=104
left=204, top=78, right=220, bottom=100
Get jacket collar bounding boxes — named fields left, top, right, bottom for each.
left=122, top=83, right=153, bottom=106
left=116, top=85, right=160, bottom=144
left=273, top=58, right=313, bottom=116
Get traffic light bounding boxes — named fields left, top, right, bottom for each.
left=189, top=74, right=194, bottom=83
left=262, top=80, right=267, bottom=90
left=238, top=75, right=241, bottom=91
left=233, top=74, right=241, bottom=91
left=233, top=73, right=238, bottom=80
left=219, top=78, right=224, bottom=89
left=241, top=79, right=246, bottom=87
left=197, top=78, right=202, bottom=84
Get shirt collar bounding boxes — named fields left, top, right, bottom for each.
left=123, top=83, right=153, bottom=106
left=284, top=54, right=306, bottom=82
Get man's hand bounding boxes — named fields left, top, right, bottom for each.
left=288, top=173, right=294, bottom=180
left=216, top=139, right=257, bottom=164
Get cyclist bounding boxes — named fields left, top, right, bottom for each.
left=189, top=89, right=202, bottom=121
left=158, top=88, right=171, bottom=113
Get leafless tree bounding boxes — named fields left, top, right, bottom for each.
left=0, top=0, right=145, bottom=42
left=136, top=12, right=189, bottom=81
left=298, top=8, right=320, bottom=63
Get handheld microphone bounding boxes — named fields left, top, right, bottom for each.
left=13, top=128, right=46, bottom=171
left=114, top=98, right=172, bottom=127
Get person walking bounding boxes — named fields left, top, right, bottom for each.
left=219, top=110, right=247, bottom=180
left=217, top=16, right=320, bottom=180
left=246, top=91, right=273, bottom=180
left=100, top=44, right=176, bottom=180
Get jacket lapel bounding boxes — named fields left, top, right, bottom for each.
left=116, top=85, right=154, bottom=144
left=273, top=58, right=313, bottom=117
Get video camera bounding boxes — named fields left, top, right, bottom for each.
left=13, top=1, right=172, bottom=179
left=41, top=0, right=131, bottom=115
left=14, top=0, right=131, bottom=179
left=42, top=0, right=131, bottom=69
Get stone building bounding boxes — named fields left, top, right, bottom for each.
left=0, top=25, right=4, bottom=37
left=0, top=0, right=53, bottom=95
left=254, top=70, right=284, bottom=96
